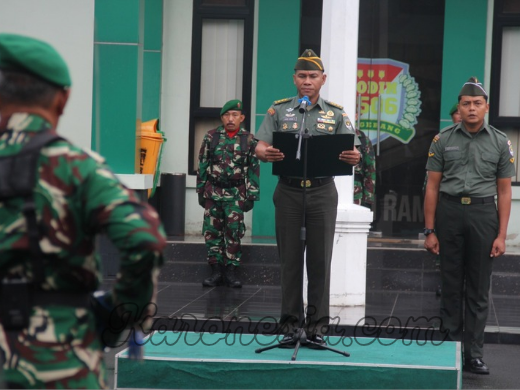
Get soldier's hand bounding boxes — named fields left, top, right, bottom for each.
left=198, top=193, right=205, bottom=208
left=264, top=145, right=284, bottom=162
left=490, top=237, right=506, bottom=258
left=339, top=148, right=362, bottom=165
left=424, top=234, right=440, bottom=255
left=243, top=200, right=254, bottom=212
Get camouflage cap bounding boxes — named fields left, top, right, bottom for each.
left=449, top=103, right=458, bottom=116
left=294, top=49, right=324, bottom=71
left=458, top=77, right=487, bottom=100
left=220, top=99, right=243, bottom=116
left=0, top=33, right=71, bottom=87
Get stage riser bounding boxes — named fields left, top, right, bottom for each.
left=115, top=332, right=462, bottom=389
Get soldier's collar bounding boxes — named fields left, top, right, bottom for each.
left=6, top=112, right=52, bottom=132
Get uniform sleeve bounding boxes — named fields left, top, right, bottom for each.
left=255, top=105, right=277, bottom=144
left=497, top=138, right=516, bottom=178
left=196, top=134, right=210, bottom=194
left=336, top=111, right=361, bottom=146
left=425, top=134, right=444, bottom=172
left=83, top=159, right=166, bottom=320
left=245, top=137, right=260, bottom=201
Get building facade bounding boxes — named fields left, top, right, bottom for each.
left=1, top=0, right=519, bottom=244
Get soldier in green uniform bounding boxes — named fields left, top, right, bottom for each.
left=449, top=102, right=462, bottom=124
left=424, top=77, right=515, bottom=375
left=353, top=113, right=376, bottom=209
left=255, top=49, right=361, bottom=347
left=197, top=99, right=260, bottom=288
left=0, top=33, right=166, bottom=389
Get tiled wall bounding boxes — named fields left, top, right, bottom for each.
left=92, top=0, right=163, bottom=174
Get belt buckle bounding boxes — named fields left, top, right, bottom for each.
left=300, top=179, right=311, bottom=188
left=461, top=197, right=471, bottom=205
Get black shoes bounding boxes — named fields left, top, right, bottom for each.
left=279, top=333, right=297, bottom=348
left=225, top=264, right=242, bottom=288
left=202, top=264, right=242, bottom=288
left=465, top=358, right=490, bottom=375
left=278, top=332, right=327, bottom=349
left=202, top=264, right=223, bottom=287
left=307, top=333, right=327, bottom=349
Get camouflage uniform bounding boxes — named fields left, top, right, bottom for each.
left=0, top=113, right=166, bottom=389
left=196, top=126, right=260, bottom=266
left=353, top=129, right=376, bottom=208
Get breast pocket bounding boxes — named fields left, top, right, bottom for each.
left=443, top=150, right=462, bottom=170
left=279, top=117, right=299, bottom=133
left=480, top=152, right=499, bottom=176
left=313, top=123, right=335, bottom=135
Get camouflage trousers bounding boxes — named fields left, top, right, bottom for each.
left=202, top=199, right=246, bottom=266
left=0, top=307, right=107, bottom=389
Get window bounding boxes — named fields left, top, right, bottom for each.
left=188, top=0, right=254, bottom=174
left=490, top=0, right=520, bottom=127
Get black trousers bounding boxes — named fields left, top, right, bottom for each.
left=273, top=180, right=338, bottom=334
left=436, top=197, right=498, bottom=360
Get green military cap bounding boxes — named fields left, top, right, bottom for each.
left=449, top=103, right=458, bottom=116
left=294, top=49, right=324, bottom=71
left=220, top=99, right=243, bottom=116
left=458, top=77, right=487, bottom=100
left=0, top=33, right=71, bottom=87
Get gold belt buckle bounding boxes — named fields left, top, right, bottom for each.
left=461, top=197, right=471, bottom=205
left=300, top=179, right=312, bottom=188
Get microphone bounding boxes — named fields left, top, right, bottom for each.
left=298, top=95, right=311, bottom=113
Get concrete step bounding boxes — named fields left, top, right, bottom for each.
left=98, top=236, right=520, bottom=295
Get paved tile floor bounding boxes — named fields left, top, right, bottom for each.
left=103, top=236, right=520, bottom=388
left=104, top=280, right=520, bottom=389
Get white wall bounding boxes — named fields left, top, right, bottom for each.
left=0, top=0, right=95, bottom=149
left=161, top=0, right=200, bottom=235
left=161, top=0, right=254, bottom=236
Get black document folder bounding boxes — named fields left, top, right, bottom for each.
left=272, top=132, right=355, bottom=177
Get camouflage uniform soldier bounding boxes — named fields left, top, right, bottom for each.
left=353, top=128, right=376, bottom=209
left=0, top=34, right=166, bottom=389
left=196, top=99, right=260, bottom=288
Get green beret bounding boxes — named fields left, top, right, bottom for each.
left=458, top=77, right=487, bottom=100
left=220, top=99, right=243, bottom=116
left=449, top=103, right=458, bottom=116
left=0, top=33, right=71, bottom=87
left=294, top=49, right=324, bottom=71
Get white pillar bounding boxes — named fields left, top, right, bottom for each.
left=321, top=0, right=372, bottom=307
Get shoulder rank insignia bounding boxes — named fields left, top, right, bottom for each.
left=274, top=97, right=292, bottom=105
left=325, top=100, right=343, bottom=110
left=433, top=134, right=440, bottom=143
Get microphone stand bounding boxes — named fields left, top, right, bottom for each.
left=255, top=97, right=350, bottom=360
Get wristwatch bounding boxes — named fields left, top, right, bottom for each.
left=423, top=228, right=436, bottom=236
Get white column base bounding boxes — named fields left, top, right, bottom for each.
left=330, top=204, right=372, bottom=307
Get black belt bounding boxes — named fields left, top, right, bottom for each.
left=209, top=178, right=245, bottom=188
left=441, top=193, right=495, bottom=205
left=279, top=176, right=333, bottom=189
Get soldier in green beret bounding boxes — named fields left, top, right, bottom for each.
left=424, top=77, right=515, bottom=375
left=449, top=103, right=461, bottom=124
left=197, top=99, right=260, bottom=288
left=0, top=33, right=166, bottom=389
left=255, top=49, right=361, bottom=348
